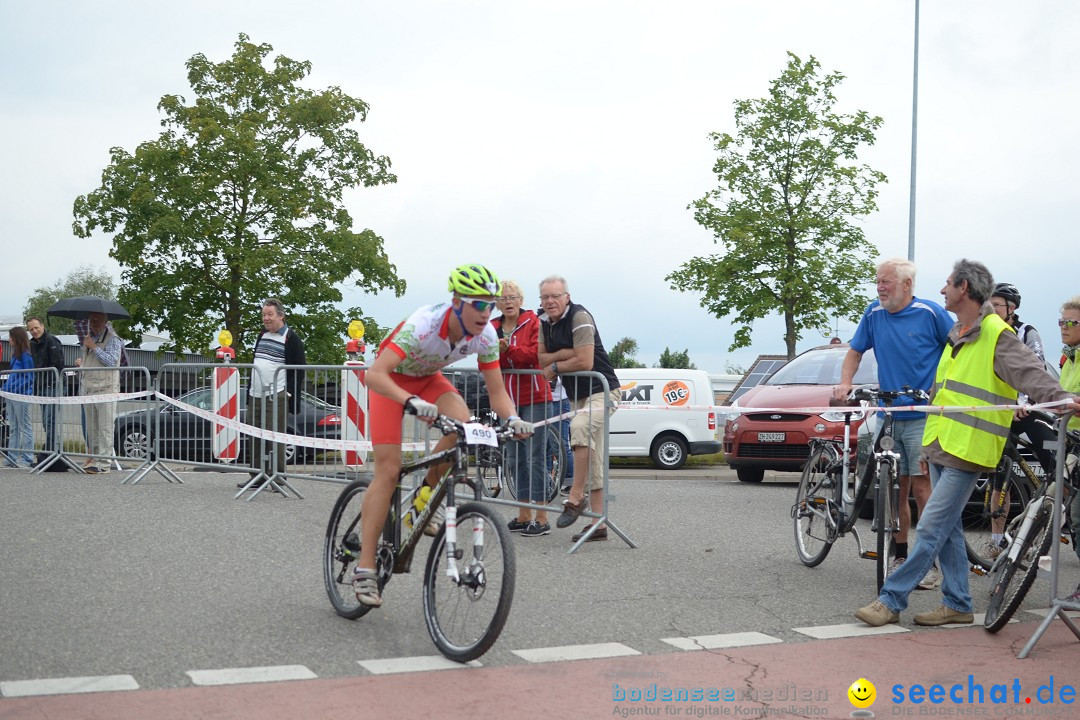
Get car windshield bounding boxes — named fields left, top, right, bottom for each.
left=764, top=346, right=878, bottom=386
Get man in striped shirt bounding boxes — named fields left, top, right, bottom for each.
left=244, top=298, right=306, bottom=484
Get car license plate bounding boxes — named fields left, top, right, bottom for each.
left=758, top=432, right=786, bottom=442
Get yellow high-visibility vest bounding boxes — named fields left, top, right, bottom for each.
left=923, top=314, right=1017, bottom=467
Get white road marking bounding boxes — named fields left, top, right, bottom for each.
left=661, top=631, right=784, bottom=651
left=186, top=665, right=317, bottom=686
left=358, top=656, right=482, bottom=674
left=793, top=623, right=910, bottom=639
left=0, top=674, right=139, bottom=697
left=512, top=642, right=640, bottom=663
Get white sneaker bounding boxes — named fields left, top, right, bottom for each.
left=887, top=556, right=906, bottom=575
left=980, top=540, right=1004, bottom=562
left=917, top=565, right=942, bottom=590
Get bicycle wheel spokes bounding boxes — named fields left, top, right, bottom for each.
left=876, top=463, right=898, bottom=593
left=545, top=425, right=565, bottom=503
left=324, top=479, right=379, bottom=620
left=475, top=445, right=505, bottom=498
left=794, top=447, right=837, bottom=567
left=963, top=468, right=1029, bottom=572
left=984, top=497, right=1055, bottom=632
left=423, top=502, right=516, bottom=662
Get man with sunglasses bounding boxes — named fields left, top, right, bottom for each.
left=352, top=264, right=533, bottom=608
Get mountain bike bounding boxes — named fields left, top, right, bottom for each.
left=793, top=386, right=928, bottom=592
left=324, top=412, right=517, bottom=662
left=473, top=409, right=564, bottom=503
left=983, top=427, right=1080, bottom=632
left=962, top=431, right=1043, bottom=572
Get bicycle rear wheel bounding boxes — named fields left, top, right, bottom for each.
left=964, top=460, right=1031, bottom=571
left=423, top=502, right=516, bottom=662
left=475, top=445, right=506, bottom=498
left=984, top=497, right=1055, bottom=633
left=793, top=446, right=838, bottom=567
left=324, top=479, right=392, bottom=619
left=544, top=425, right=565, bottom=502
left=876, top=463, right=899, bottom=593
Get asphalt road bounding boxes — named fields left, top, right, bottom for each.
left=2, top=464, right=1078, bottom=695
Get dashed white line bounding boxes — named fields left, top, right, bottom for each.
left=661, top=631, right=784, bottom=651
left=359, top=656, right=482, bottom=674
left=512, top=642, right=640, bottom=664
left=186, top=665, right=317, bottom=686
left=793, top=623, right=910, bottom=639
left=0, top=674, right=139, bottom=697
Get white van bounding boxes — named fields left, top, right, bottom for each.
left=608, top=369, right=721, bottom=470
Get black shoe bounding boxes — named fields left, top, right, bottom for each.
left=507, top=518, right=530, bottom=533
left=556, top=496, right=588, bottom=529
left=237, top=477, right=265, bottom=489
left=571, top=524, right=608, bottom=542
left=521, top=521, right=551, bottom=537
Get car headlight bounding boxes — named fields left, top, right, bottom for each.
left=818, top=410, right=865, bottom=423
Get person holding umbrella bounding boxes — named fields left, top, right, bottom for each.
left=46, top=297, right=128, bottom=473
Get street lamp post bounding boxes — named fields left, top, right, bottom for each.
left=907, top=0, right=920, bottom=262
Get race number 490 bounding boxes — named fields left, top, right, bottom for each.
left=463, top=422, right=498, bottom=447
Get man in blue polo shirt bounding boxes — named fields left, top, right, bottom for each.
left=834, top=258, right=953, bottom=589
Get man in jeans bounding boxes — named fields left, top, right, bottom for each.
left=834, top=258, right=953, bottom=590
left=537, top=275, right=620, bottom=541
left=855, top=259, right=1080, bottom=627
left=26, top=317, right=66, bottom=465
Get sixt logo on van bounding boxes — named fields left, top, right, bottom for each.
left=620, top=382, right=653, bottom=403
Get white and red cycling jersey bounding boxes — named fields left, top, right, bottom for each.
left=379, top=303, right=500, bottom=376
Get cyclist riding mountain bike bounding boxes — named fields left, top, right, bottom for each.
left=352, top=264, right=533, bottom=608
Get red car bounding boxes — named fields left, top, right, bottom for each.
left=723, top=344, right=878, bottom=483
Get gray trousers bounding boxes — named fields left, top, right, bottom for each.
left=247, top=391, right=288, bottom=475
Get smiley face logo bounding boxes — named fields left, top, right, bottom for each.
left=848, top=678, right=876, bottom=709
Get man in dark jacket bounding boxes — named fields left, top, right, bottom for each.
left=242, top=298, right=306, bottom=487
left=26, top=316, right=65, bottom=463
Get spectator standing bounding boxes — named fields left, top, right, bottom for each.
left=26, top=316, right=65, bottom=464
left=492, top=280, right=554, bottom=537
left=537, top=275, right=621, bottom=541
left=243, top=298, right=306, bottom=486
left=79, top=312, right=123, bottom=474
left=855, top=259, right=1080, bottom=627
left=834, top=258, right=953, bottom=589
left=2, top=326, right=35, bottom=468
left=75, top=317, right=128, bottom=467
left=1057, top=297, right=1080, bottom=589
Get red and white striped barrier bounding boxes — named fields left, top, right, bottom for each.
left=212, top=364, right=240, bottom=462
left=341, top=361, right=368, bottom=468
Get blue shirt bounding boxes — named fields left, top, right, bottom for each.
left=849, top=296, right=953, bottom=419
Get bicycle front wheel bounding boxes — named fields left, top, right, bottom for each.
left=963, top=464, right=1030, bottom=572
left=324, top=479, right=391, bottom=620
left=984, top=497, right=1055, bottom=633
left=423, top=502, right=516, bottom=662
left=793, top=446, right=838, bottom=567
left=875, top=462, right=899, bottom=593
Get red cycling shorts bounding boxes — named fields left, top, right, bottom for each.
left=369, top=371, right=458, bottom=445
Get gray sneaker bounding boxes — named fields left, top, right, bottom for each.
left=917, top=565, right=942, bottom=590
left=887, top=556, right=906, bottom=575
left=980, top=539, right=1004, bottom=562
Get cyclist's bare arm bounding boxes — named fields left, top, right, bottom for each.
left=833, top=348, right=864, bottom=401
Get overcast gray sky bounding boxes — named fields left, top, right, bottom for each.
left=2, top=1, right=1078, bottom=370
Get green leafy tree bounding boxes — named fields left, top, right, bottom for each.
left=723, top=360, right=747, bottom=375
left=22, top=266, right=128, bottom=338
left=668, top=52, right=883, bottom=359
left=73, top=34, right=405, bottom=363
left=608, top=336, right=646, bottom=369
left=655, top=347, right=696, bottom=369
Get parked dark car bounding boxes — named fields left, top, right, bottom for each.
left=114, top=387, right=342, bottom=464
left=723, top=344, right=878, bottom=483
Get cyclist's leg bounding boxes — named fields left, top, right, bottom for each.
left=358, top=444, right=402, bottom=572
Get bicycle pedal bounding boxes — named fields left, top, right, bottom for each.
left=970, top=565, right=986, bottom=576
left=861, top=551, right=879, bottom=560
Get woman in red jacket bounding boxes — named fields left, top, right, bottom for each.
left=492, top=280, right=554, bottom=537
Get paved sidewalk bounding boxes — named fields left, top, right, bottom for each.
left=3, top=617, right=1078, bottom=719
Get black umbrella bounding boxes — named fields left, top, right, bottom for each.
left=46, top=296, right=130, bottom=320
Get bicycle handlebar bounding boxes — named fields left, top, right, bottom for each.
left=402, top=405, right=518, bottom=443
left=845, top=385, right=930, bottom=406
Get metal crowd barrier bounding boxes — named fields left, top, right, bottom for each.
left=445, top=367, right=634, bottom=552
left=0, top=366, right=154, bottom=479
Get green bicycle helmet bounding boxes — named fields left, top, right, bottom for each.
left=448, top=264, right=501, bottom=297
